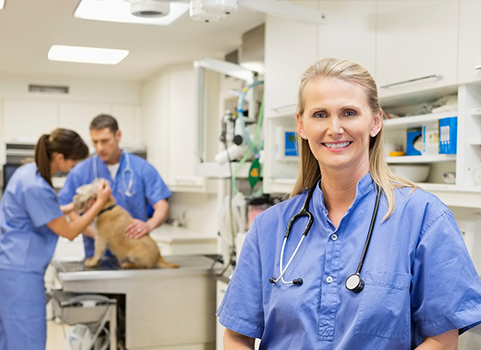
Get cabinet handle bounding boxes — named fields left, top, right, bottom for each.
left=174, top=178, right=197, bottom=184
left=272, top=103, right=297, bottom=114
left=380, top=74, right=443, bottom=89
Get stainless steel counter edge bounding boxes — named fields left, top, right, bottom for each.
left=56, top=265, right=214, bottom=281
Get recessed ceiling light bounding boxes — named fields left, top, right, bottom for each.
left=47, top=45, right=129, bottom=65
left=0, top=0, right=5, bottom=10
left=74, top=0, right=189, bottom=26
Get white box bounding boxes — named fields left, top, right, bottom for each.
left=422, top=121, right=439, bottom=156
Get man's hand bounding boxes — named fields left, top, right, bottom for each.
left=125, top=218, right=150, bottom=239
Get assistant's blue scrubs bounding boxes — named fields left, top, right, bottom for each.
left=0, top=163, right=63, bottom=350
left=58, top=152, right=171, bottom=257
left=218, top=173, right=481, bottom=349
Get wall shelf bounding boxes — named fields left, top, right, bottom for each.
left=383, top=110, right=458, bottom=129
left=386, top=154, right=456, bottom=163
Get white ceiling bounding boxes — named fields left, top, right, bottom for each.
left=0, top=0, right=265, bottom=82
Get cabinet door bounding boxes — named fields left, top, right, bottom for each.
left=264, top=3, right=318, bottom=116
left=376, top=1, right=458, bottom=97
left=58, top=102, right=110, bottom=146
left=318, top=1, right=376, bottom=78
left=168, top=69, right=204, bottom=188
left=3, top=99, right=58, bottom=142
left=111, top=104, right=139, bottom=146
left=459, top=1, right=481, bottom=84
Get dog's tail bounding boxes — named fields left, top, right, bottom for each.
left=157, top=255, right=180, bottom=269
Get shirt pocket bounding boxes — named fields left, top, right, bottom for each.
left=355, top=271, right=412, bottom=340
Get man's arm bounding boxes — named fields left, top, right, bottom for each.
left=224, top=329, right=255, bottom=350
left=125, top=199, right=169, bottom=239
left=415, top=329, right=458, bottom=350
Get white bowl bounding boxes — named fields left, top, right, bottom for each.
left=442, top=172, right=456, bottom=184
left=389, top=165, right=430, bottom=183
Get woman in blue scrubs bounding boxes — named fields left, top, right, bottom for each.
left=0, top=128, right=112, bottom=350
left=218, top=58, right=481, bottom=349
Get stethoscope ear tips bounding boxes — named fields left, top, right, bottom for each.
left=345, top=273, right=364, bottom=293
left=269, top=277, right=276, bottom=284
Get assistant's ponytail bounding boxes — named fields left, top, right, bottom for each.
left=35, top=134, right=53, bottom=187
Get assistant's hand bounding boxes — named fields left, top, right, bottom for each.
left=96, top=179, right=112, bottom=204
left=60, top=203, right=75, bottom=214
left=125, top=219, right=150, bottom=239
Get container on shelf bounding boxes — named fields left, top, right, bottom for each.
left=389, top=164, right=431, bottom=183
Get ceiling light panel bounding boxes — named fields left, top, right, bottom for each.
left=75, top=0, right=189, bottom=26
left=48, top=45, right=129, bottom=65
left=0, top=0, right=5, bottom=10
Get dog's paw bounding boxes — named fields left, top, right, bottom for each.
left=85, top=258, right=99, bottom=267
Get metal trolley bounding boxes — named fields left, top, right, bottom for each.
left=50, top=290, right=117, bottom=350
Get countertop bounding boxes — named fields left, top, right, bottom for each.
left=150, top=224, right=217, bottom=244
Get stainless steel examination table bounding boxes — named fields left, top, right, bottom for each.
left=51, top=255, right=217, bottom=350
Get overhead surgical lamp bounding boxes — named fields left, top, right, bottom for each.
left=190, top=0, right=224, bottom=22
left=125, top=0, right=171, bottom=17
left=201, top=0, right=238, bottom=15
left=122, top=0, right=326, bottom=24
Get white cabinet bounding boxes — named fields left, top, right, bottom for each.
left=111, top=104, right=141, bottom=146
left=264, top=8, right=318, bottom=115
left=458, top=1, right=481, bottom=84
left=3, top=99, right=58, bottom=142
left=168, top=69, right=205, bottom=189
left=376, top=1, right=458, bottom=98
left=58, top=102, right=110, bottom=144
left=318, top=0, right=376, bottom=77
left=142, top=65, right=214, bottom=193
left=58, top=103, right=139, bottom=147
left=2, top=100, right=139, bottom=149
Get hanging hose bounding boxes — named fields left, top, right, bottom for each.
left=236, top=80, right=264, bottom=153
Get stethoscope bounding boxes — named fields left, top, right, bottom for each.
left=269, top=181, right=382, bottom=293
left=93, top=151, right=137, bottom=197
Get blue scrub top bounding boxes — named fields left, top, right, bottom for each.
left=0, top=163, right=63, bottom=274
left=217, top=173, right=481, bottom=349
left=58, top=152, right=171, bottom=257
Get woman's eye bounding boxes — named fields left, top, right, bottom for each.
left=344, top=110, right=356, bottom=116
left=313, top=112, right=327, bottom=118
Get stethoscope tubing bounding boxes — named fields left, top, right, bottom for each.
left=270, top=180, right=382, bottom=292
left=355, top=185, right=382, bottom=275
left=93, top=151, right=136, bottom=197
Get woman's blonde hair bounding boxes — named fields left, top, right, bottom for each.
left=291, top=57, right=415, bottom=219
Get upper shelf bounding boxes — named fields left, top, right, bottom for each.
left=383, top=110, right=458, bottom=129
left=386, top=154, right=456, bottom=163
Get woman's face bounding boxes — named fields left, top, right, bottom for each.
left=297, top=76, right=382, bottom=176
left=59, top=157, right=79, bottom=173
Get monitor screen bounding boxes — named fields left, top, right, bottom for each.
left=3, top=163, right=21, bottom=192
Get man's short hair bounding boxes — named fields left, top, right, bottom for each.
left=90, top=114, right=119, bottom=134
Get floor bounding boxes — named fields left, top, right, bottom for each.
left=46, top=321, right=72, bottom=350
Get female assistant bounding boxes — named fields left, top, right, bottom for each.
left=0, top=128, right=111, bottom=350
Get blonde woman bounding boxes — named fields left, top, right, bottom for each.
left=218, top=58, right=481, bottom=349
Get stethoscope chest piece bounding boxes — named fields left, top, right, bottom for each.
left=345, top=273, right=364, bottom=293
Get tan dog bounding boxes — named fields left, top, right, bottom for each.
left=73, top=180, right=179, bottom=269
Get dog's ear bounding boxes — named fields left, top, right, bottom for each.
left=87, top=198, right=96, bottom=210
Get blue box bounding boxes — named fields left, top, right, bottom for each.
left=439, top=116, right=457, bottom=154
left=406, top=128, right=423, bottom=156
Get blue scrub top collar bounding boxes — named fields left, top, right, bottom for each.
left=313, top=172, right=376, bottom=211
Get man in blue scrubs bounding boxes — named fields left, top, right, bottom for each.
left=58, top=114, right=172, bottom=258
